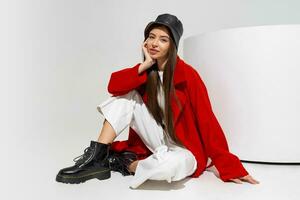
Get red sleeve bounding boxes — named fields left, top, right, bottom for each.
left=188, top=68, right=249, bottom=182
left=107, top=63, right=148, bottom=96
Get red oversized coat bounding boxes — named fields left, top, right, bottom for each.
left=106, top=55, right=249, bottom=182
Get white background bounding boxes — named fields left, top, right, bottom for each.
left=1, top=0, right=300, bottom=199
left=184, top=25, right=300, bottom=162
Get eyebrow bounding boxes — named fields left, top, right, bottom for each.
left=149, top=33, right=170, bottom=39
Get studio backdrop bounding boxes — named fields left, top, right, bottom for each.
left=183, top=24, right=300, bottom=163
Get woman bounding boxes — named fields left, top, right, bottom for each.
left=56, top=13, right=259, bottom=188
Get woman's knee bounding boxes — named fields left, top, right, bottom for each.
left=173, top=149, right=197, bottom=169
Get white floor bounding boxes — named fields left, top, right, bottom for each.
left=5, top=137, right=300, bottom=200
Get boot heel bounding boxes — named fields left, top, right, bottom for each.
left=96, top=170, right=111, bottom=180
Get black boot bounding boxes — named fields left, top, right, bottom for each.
left=107, top=151, right=138, bottom=176
left=56, top=141, right=111, bottom=184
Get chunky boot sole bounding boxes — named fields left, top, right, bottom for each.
left=56, top=168, right=111, bottom=184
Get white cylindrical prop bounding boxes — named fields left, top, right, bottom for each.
left=183, top=25, right=300, bottom=163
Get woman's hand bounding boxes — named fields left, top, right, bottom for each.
left=229, top=174, right=260, bottom=184
left=206, top=165, right=260, bottom=184
left=141, top=40, right=156, bottom=69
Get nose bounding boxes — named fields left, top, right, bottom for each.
left=151, top=38, right=159, bottom=47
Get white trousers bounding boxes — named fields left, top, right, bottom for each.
left=97, top=90, right=197, bottom=189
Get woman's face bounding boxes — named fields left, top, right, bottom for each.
left=146, top=26, right=171, bottom=61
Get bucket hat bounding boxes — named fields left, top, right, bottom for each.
left=144, top=13, right=183, bottom=49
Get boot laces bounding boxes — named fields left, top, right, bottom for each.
left=73, top=147, right=93, bottom=165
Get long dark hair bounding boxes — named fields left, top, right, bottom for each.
left=142, top=24, right=184, bottom=147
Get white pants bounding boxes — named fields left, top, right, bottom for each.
left=97, top=90, right=197, bottom=189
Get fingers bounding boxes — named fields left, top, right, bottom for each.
left=229, top=175, right=260, bottom=185
left=142, top=42, right=150, bottom=57
left=142, top=39, right=148, bottom=48
left=141, top=40, right=156, bottom=66
left=142, top=41, right=147, bottom=51
left=229, top=178, right=243, bottom=184
left=240, top=175, right=260, bottom=184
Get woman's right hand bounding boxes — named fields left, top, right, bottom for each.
left=141, top=40, right=156, bottom=69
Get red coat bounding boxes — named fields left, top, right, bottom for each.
left=106, top=55, right=249, bottom=182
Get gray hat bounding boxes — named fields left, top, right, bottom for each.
left=144, top=13, right=183, bottom=50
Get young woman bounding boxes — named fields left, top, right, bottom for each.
left=56, top=13, right=259, bottom=188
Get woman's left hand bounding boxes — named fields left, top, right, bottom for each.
left=229, top=175, right=260, bottom=184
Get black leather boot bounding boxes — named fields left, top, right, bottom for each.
left=107, top=151, right=138, bottom=176
left=56, top=141, right=111, bottom=184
